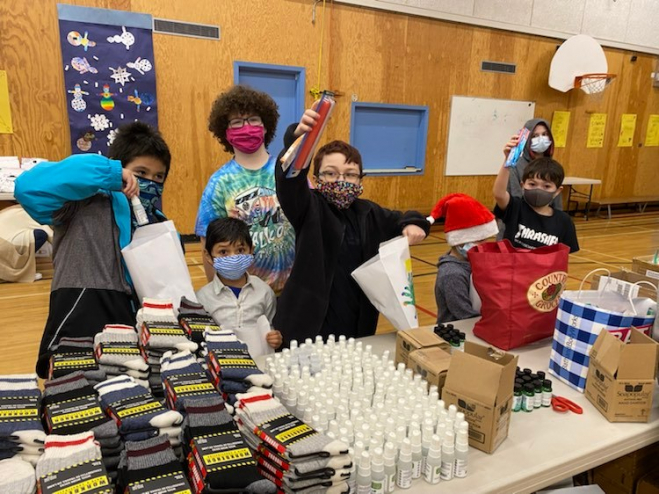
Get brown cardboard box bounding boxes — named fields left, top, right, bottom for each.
left=593, top=442, right=659, bottom=493
left=408, top=347, right=452, bottom=393
left=395, top=326, right=451, bottom=367
left=637, top=465, right=659, bottom=494
left=632, top=256, right=659, bottom=280
left=585, top=328, right=659, bottom=423
left=441, top=341, right=518, bottom=454
left=593, top=471, right=633, bottom=494
left=590, top=271, right=658, bottom=300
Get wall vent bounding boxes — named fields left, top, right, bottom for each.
left=481, top=61, right=516, bottom=74
left=153, top=18, right=220, bottom=40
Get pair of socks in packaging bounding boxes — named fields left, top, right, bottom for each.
left=203, top=329, right=273, bottom=404
left=42, top=372, right=123, bottom=477
left=178, top=297, right=221, bottom=345
left=94, top=324, right=150, bottom=388
left=182, top=396, right=275, bottom=493
left=36, top=431, right=111, bottom=493
left=94, top=375, right=183, bottom=448
left=48, top=337, right=106, bottom=384
left=234, top=392, right=351, bottom=494
left=0, top=374, right=45, bottom=466
left=160, top=350, right=221, bottom=411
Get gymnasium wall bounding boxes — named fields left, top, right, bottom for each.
left=1, top=0, right=658, bottom=233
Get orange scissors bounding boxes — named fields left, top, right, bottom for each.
left=551, top=395, right=583, bottom=414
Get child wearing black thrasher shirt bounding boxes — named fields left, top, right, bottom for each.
left=493, top=135, right=579, bottom=253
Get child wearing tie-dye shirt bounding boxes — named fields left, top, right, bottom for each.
left=196, top=86, right=295, bottom=294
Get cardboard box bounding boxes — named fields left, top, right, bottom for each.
left=593, top=442, right=659, bottom=493
left=593, top=472, right=632, bottom=494
left=441, top=341, right=518, bottom=454
left=408, top=347, right=452, bottom=393
left=585, top=328, right=659, bottom=423
left=395, top=326, right=451, bottom=367
left=637, top=465, right=659, bottom=494
left=590, top=270, right=658, bottom=300
left=632, top=256, right=659, bottom=280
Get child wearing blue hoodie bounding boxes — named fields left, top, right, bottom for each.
left=15, top=122, right=173, bottom=378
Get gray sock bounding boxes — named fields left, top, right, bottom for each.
left=35, top=432, right=101, bottom=479
left=124, top=435, right=178, bottom=471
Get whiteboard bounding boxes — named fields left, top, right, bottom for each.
left=445, top=96, right=535, bottom=176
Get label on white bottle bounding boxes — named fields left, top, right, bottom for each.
left=534, top=392, right=542, bottom=408
left=386, top=473, right=396, bottom=493
left=454, top=458, right=468, bottom=478
left=396, top=468, right=412, bottom=489
left=542, top=391, right=552, bottom=407
left=424, top=462, right=441, bottom=484
left=412, top=459, right=422, bottom=479
left=371, top=479, right=385, bottom=494
left=357, top=484, right=370, bottom=494
left=440, top=460, right=454, bottom=480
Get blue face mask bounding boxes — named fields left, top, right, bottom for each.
left=213, top=254, right=254, bottom=280
left=457, top=242, right=478, bottom=258
left=136, top=177, right=164, bottom=219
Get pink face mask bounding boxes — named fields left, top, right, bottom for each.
left=226, top=126, right=265, bottom=154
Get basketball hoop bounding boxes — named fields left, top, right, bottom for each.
left=574, top=73, right=616, bottom=95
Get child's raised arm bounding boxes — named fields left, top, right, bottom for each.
left=493, top=135, right=519, bottom=211
left=15, top=154, right=130, bottom=225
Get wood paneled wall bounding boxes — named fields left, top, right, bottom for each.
left=1, top=0, right=658, bottom=233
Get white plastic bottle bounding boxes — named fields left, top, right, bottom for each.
left=421, top=425, right=433, bottom=475
left=130, top=195, right=149, bottom=226
left=440, top=431, right=455, bottom=481
left=357, top=450, right=371, bottom=494
left=396, top=438, right=413, bottom=489
left=348, top=447, right=357, bottom=493
left=371, top=447, right=386, bottom=494
left=383, top=442, right=397, bottom=493
left=454, top=429, right=469, bottom=478
left=424, top=434, right=442, bottom=485
left=410, top=429, right=423, bottom=479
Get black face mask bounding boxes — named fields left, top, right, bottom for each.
left=523, top=188, right=555, bottom=208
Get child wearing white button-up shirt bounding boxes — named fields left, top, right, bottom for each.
left=196, top=218, right=282, bottom=350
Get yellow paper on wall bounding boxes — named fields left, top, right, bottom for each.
left=551, top=111, right=570, bottom=148
left=644, top=115, right=659, bottom=147
left=587, top=113, right=607, bottom=148
left=0, top=71, right=13, bottom=134
left=617, top=114, right=636, bottom=147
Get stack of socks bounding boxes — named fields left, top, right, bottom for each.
left=203, top=329, right=273, bottom=404
left=160, top=350, right=220, bottom=411
left=116, top=436, right=191, bottom=494
left=0, top=457, right=37, bottom=494
left=94, top=324, right=150, bottom=389
left=182, top=396, right=275, bottom=493
left=42, top=372, right=123, bottom=480
left=35, top=432, right=110, bottom=493
left=0, top=374, right=46, bottom=466
left=137, top=299, right=198, bottom=397
left=48, top=337, right=106, bottom=384
left=235, top=392, right=350, bottom=494
left=95, top=376, right=183, bottom=448
left=177, top=296, right=221, bottom=346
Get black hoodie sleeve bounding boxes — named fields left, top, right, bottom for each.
left=275, top=123, right=312, bottom=230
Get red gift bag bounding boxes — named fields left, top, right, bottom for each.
left=469, top=240, right=570, bottom=350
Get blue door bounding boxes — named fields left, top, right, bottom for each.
left=234, top=62, right=306, bottom=159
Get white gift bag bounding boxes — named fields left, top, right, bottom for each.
left=121, top=221, right=196, bottom=311
left=351, top=236, right=419, bottom=330
left=233, top=315, right=275, bottom=358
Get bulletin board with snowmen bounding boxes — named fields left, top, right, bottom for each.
left=57, top=4, right=158, bottom=155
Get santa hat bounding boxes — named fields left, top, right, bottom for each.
left=427, top=193, right=498, bottom=246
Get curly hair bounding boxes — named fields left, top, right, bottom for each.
left=208, top=85, right=279, bottom=153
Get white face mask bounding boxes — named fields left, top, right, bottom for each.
left=530, top=135, right=552, bottom=153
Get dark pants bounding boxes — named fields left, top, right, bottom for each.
left=36, top=287, right=136, bottom=378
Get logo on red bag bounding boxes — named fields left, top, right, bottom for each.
left=527, top=271, right=568, bottom=312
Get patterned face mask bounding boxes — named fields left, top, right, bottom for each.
left=136, top=176, right=164, bottom=222
left=316, top=180, right=364, bottom=209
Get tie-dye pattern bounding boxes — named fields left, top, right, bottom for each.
left=196, top=156, right=295, bottom=293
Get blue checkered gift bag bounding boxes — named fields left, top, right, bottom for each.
left=549, top=290, right=655, bottom=392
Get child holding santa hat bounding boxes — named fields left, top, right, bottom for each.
left=428, top=194, right=499, bottom=324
